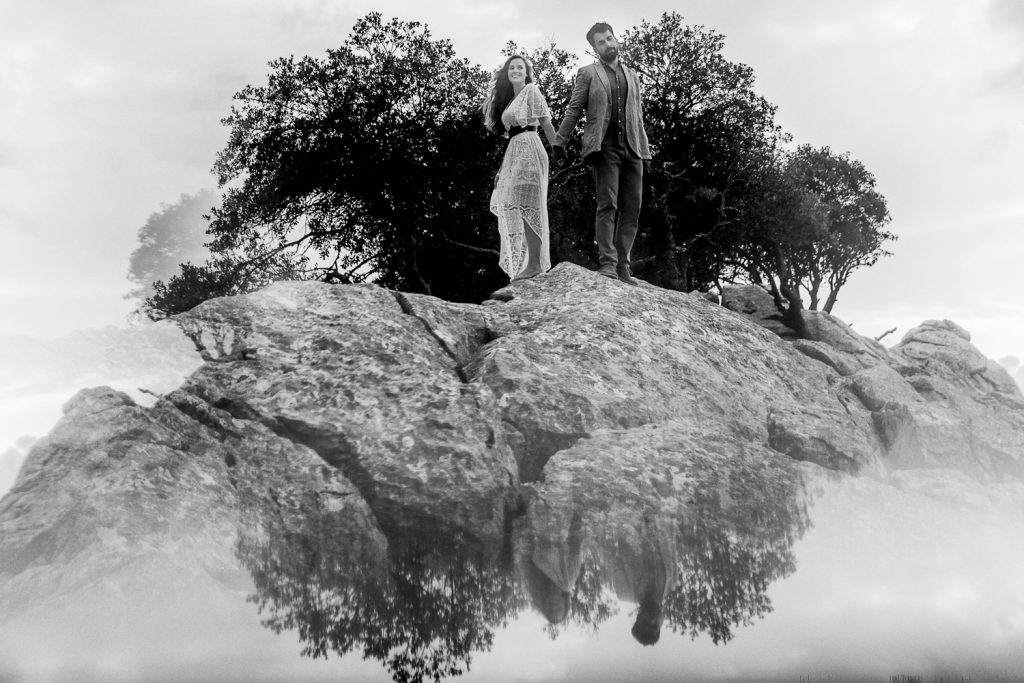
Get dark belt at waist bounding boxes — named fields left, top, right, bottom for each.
left=507, top=125, right=538, bottom=138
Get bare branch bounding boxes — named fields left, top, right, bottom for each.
left=445, top=237, right=500, bottom=256
left=874, top=327, right=897, bottom=343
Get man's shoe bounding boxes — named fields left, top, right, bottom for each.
left=616, top=264, right=638, bottom=286
left=596, top=264, right=618, bottom=279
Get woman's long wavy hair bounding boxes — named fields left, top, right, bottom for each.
left=481, top=55, right=535, bottom=133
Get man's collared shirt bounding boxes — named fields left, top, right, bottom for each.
left=601, top=61, right=627, bottom=150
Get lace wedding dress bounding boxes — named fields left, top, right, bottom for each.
left=489, top=83, right=552, bottom=279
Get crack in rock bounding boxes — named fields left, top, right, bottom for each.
left=392, top=291, right=470, bottom=384
left=198, top=393, right=372, bottom=495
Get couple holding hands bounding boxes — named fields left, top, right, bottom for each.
left=484, top=22, right=650, bottom=286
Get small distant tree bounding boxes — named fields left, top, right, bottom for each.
left=732, top=145, right=894, bottom=335
left=728, top=160, right=826, bottom=336
left=141, top=253, right=304, bottom=321
left=785, top=145, right=894, bottom=313
left=126, top=189, right=217, bottom=302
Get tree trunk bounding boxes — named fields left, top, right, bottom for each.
left=779, top=282, right=809, bottom=339
left=808, top=275, right=822, bottom=311
left=769, top=243, right=809, bottom=339
left=823, top=288, right=839, bottom=314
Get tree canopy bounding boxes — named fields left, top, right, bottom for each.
left=205, top=13, right=501, bottom=301
left=136, top=11, right=894, bottom=337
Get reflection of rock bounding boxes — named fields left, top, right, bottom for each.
left=2, top=264, right=1023, bottom=675
left=0, top=322, right=202, bottom=497
left=0, top=322, right=200, bottom=390
left=0, top=384, right=369, bottom=608
left=0, top=382, right=373, bottom=678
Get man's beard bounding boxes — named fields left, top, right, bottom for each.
left=601, top=46, right=618, bottom=62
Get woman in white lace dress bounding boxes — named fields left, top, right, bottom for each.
left=483, top=56, right=558, bottom=280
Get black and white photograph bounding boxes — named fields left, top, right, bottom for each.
left=1, top=1, right=1023, bottom=681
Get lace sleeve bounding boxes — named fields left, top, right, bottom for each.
left=524, top=84, right=551, bottom=124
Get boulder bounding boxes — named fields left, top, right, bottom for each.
left=3, top=263, right=1024, bottom=674
left=473, top=267, right=879, bottom=479
left=0, top=384, right=386, bottom=646
left=894, top=320, right=1023, bottom=396
left=720, top=303, right=1024, bottom=481
left=801, top=310, right=896, bottom=370
left=174, top=281, right=518, bottom=545
left=848, top=364, right=924, bottom=412
left=720, top=284, right=796, bottom=338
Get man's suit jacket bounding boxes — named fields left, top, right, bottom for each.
left=554, top=60, right=651, bottom=160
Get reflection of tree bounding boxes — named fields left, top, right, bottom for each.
left=664, top=451, right=812, bottom=644
left=239, top=439, right=813, bottom=680
left=237, top=523, right=524, bottom=683
left=666, top=517, right=796, bottom=644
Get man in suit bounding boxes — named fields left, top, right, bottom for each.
left=552, top=22, right=651, bottom=285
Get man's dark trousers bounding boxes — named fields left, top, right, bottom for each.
left=589, top=144, right=643, bottom=268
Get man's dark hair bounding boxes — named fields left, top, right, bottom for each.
left=586, top=22, right=614, bottom=47
left=631, top=601, right=662, bottom=646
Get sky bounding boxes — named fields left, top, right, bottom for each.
left=1, top=0, right=1023, bottom=369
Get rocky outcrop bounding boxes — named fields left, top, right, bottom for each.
left=720, top=284, right=796, bottom=339
left=0, top=322, right=203, bottom=495
left=173, top=282, right=516, bottom=544
left=720, top=284, right=897, bottom=373
left=1, top=263, right=1022, bottom=677
left=721, top=285, right=1024, bottom=480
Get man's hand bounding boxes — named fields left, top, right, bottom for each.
left=550, top=145, right=566, bottom=170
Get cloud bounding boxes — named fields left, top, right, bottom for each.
left=0, top=0, right=371, bottom=333
left=0, top=437, right=35, bottom=497
left=990, top=0, right=1024, bottom=29
left=998, top=356, right=1024, bottom=390
left=0, top=0, right=1021, bottom=374
left=986, top=0, right=1024, bottom=96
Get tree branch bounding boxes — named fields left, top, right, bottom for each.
left=445, top=236, right=499, bottom=256
left=874, top=327, right=897, bottom=343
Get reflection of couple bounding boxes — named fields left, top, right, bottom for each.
left=484, top=22, right=651, bottom=285
left=515, top=512, right=675, bottom=646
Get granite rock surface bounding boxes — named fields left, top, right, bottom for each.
left=2, top=263, right=1022, bottom=672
